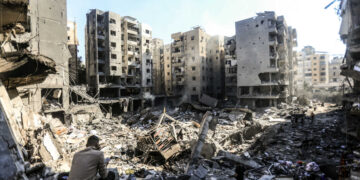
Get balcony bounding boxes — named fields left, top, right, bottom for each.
left=268, top=26, right=277, bottom=34
left=127, top=28, right=138, bottom=35
left=97, top=35, right=105, bottom=40
left=97, top=59, right=105, bottom=64
left=269, top=38, right=278, bottom=46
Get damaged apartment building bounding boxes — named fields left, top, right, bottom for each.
left=295, top=46, right=331, bottom=92
left=0, top=0, right=72, bottom=178
left=85, top=9, right=154, bottom=111
left=339, top=0, right=360, bottom=137
left=0, top=0, right=71, bottom=115
left=235, top=11, right=297, bottom=108
left=67, top=21, right=80, bottom=85
left=224, top=36, right=237, bottom=99
left=170, top=27, right=225, bottom=102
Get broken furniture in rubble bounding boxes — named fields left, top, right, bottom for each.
left=137, top=109, right=181, bottom=163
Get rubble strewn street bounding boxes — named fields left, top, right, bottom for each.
left=23, top=101, right=356, bottom=179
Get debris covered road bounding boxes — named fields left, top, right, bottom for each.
left=41, top=102, right=359, bottom=179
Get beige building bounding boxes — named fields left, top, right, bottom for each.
left=85, top=9, right=153, bottom=99
left=169, top=27, right=225, bottom=101
left=67, top=21, right=79, bottom=84
left=310, top=53, right=329, bottom=85
left=170, top=27, right=210, bottom=101
left=295, top=46, right=330, bottom=90
left=67, top=21, right=79, bottom=45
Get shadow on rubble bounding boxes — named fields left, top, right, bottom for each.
left=243, top=108, right=359, bottom=179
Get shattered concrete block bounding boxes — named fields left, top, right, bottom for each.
left=52, top=89, right=62, bottom=99
left=216, top=150, right=261, bottom=169
left=199, top=94, right=218, bottom=107
left=43, top=133, right=60, bottom=160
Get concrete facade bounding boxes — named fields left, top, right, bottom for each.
left=85, top=9, right=153, bottom=99
left=17, top=0, right=71, bottom=113
left=329, top=56, right=345, bottom=84
left=310, top=54, right=330, bottom=85
left=170, top=27, right=210, bottom=101
left=67, top=21, right=79, bottom=84
left=295, top=46, right=330, bottom=90
left=206, top=35, right=225, bottom=98
left=235, top=12, right=296, bottom=108
left=151, top=38, right=165, bottom=95
left=224, top=36, right=237, bottom=99
left=164, top=44, right=172, bottom=96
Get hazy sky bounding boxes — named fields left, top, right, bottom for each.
left=67, top=0, right=345, bottom=60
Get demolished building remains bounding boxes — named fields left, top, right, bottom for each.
left=339, top=0, right=360, bottom=138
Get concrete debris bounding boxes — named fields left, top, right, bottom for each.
left=199, top=94, right=218, bottom=107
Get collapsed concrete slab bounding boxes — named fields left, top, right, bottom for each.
left=199, top=94, right=218, bottom=107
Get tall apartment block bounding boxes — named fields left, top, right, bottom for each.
left=309, top=53, right=329, bottom=85
left=67, top=21, right=79, bottom=84
left=295, top=46, right=330, bottom=89
left=235, top=12, right=297, bottom=108
left=170, top=27, right=210, bottom=101
left=329, top=57, right=345, bottom=84
left=224, top=36, right=237, bottom=99
left=85, top=9, right=153, bottom=99
left=151, top=38, right=165, bottom=95
left=206, top=36, right=225, bottom=98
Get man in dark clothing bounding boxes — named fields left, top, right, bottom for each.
left=68, top=135, right=109, bottom=180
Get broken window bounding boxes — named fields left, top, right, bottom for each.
left=111, top=30, right=116, bottom=36
left=41, top=88, right=63, bottom=111
left=111, top=54, right=117, bottom=59
left=145, top=29, right=150, bottom=34
left=192, top=76, right=196, bottom=81
left=192, top=66, right=196, bottom=71
left=191, top=36, right=195, bottom=40
left=193, top=87, right=196, bottom=91
left=111, top=66, right=117, bottom=70
left=111, top=42, right=116, bottom=47
left=146, top=69, right=150, bottom=73
left=240, top=87, right=250, bottom=95
left=146, top=39, right=150, bottom=44
left=110, top=18, right=116, bottom=24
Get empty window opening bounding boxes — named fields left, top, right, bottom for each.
left=110, top=18, right=116, bottom=24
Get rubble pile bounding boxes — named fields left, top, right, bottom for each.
left=33, top=101, right=357, bottom=179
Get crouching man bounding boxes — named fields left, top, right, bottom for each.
left=68, top=135, right=110, bottom=180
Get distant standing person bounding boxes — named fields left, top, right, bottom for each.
left=68, top=135, right=111, bottom=180
left=310, top=112, right=315, bottom=124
